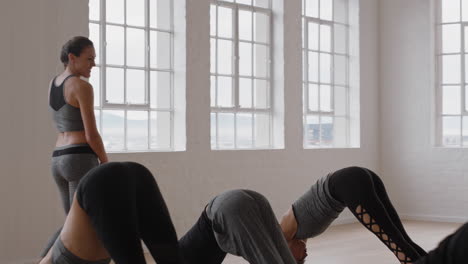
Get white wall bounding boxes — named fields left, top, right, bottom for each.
left=0, top=0, right=379, bottom=262
left=379, top=0, right=468, bottom=223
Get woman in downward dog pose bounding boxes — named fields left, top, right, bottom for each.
left=179, top=166, right=427, bottom=264
left=39, top=162, right=180, bottom=264
left=281, top=166, right=427, bottom=264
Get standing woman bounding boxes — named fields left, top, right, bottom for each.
left=49, top=36, right=108, bottom=214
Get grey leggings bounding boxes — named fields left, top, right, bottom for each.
left=204, top=189, right=296, bottom=264
left=41, top=144, right=99, bottom=257
left=52, top=237, right=110, bottom=264
left=51, top=143, right=99, bottom=213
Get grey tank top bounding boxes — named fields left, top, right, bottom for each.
left=49, top=75, right=85, bottom=132
left=292, top=173, right=346, bottom=239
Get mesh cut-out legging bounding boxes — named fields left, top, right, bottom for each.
left=328, top=167, right=427, bottom=264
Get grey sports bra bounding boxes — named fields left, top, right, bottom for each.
left=49, top=75, right=85, bottom=132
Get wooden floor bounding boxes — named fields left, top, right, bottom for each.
left=146, top=220, right=462, bottom=264
left=219, top=220, right=462, bottom=264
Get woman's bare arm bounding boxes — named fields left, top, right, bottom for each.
left=72, top=78, right=108, bottom=163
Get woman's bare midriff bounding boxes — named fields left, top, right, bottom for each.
left=56, top=131, right=88, bottom=147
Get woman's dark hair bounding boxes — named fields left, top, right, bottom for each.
left=60, top=36, right=94, bottom=67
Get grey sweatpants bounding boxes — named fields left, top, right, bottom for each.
left=205, top=189, right=296, bottom=264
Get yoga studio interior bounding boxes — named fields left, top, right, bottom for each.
left=0, top=0, right=467, bottom=263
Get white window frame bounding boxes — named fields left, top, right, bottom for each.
left=435, top=0, right=468, bottom=147
left=302, top=0, right=351, bottom=148
left=89, top=0, right=175, bottom=152
left=210, top=0, right=274, bottom=150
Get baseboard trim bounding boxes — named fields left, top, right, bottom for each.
left=400, top=214, right=467, bottom=223
left=332, top=216, right=357, bottom=225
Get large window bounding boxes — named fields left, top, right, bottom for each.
left=210, top=0, right=273, bottom=149
left=436, top=0, right=468, bottom=147
left=302, top=0, right=352, bottom=148
left=88, top=0, right=174, bottom=152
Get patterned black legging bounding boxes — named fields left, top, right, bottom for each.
left=328, top=167, right=427, bottom=264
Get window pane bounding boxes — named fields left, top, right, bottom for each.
left=443, top=116, right=461, bottom=146
left=218, top=113, right=235, bottom=149
left=334, top=55, right=347, bottom=85
left=442, top=86, right=461, bottom=114
left=150, top=71, right=171, bottom=108
left=320, top=85, right=332, bottom=112
left=442, top=0, right=460, bottom=23
left=150, top=0, right=171, bottom=30
left=211, top=76, right=216, bottom=107
left=150, top=111, right=171, bottom=149
left=127, top=0, right=145, bottom=26
left=308, top=51, right=319, bottom=82
left=89, top=0, right=100, bottom=21
left=254, top=12, right=269, bottom=43
left=211, top=38, right=216, bottom=73
left=218, top=40, right=233, bottom=75
left=334, top=0, right=347, bottom=24
left=239, top=10, right=253, bottom=41
left=308, top=83, right=319, bottom=111
left=217, top=76, right=233, bottom=107
left=127, top=28, right=145, bottom=67
left=442, top=24, right=461, bottom=53
left=126, top=69, right=145, bottom=104
left=95, top=110, right=101, bottom=133
left=463, top=116, right=468, bottom=146
left=127, top=111, right=148, bottom=150
left=89, top=67, right=100, bottom=107
left=320, top=24, right=331, bottom=52
left=239, top=42, right=253, bottom=76
left=218, top=6, right=233, bottom=39
left=442, top=55, right=461, bottom=84
left=254, top=113, right=270, bottom=148
left=320, top=0, right=333, bottom=21
left=254, top=44, right=268, bottom=78
left=237, top=113, right=253, bottom=148
left=463, top=1, right=468, bottom=21
left=89, top=23, right=100, bottom=64
left=334, top=85, right=347, bottom=116
left=254, top=79, right=269, bottom=108
left=211, top=5, right=217, bottom=36
left=308, top=22, right=319, bottom=50
left=320, top=53, right=331, bottom=83
left=334, top=24, right=347, bottom=54
left=106, top=0, right=124, bottom=24
left=150, top=31, right=171, bottom=69
left=240, top=78, right=253, bottom=108
left=106, top=67, right=124, bottom=103
left=211, top=113, right=217, bottom=148
left=305, top=115, right=320, bottom=146
left=102, top=110, right=125, bottom=151
left=321, top=116, right=333, bottom=146
left=237, top=0, right=252, bottom=5
left=305, top=0, right=319, bottom=18
left=466, top=85, right=468, bottom=112
left=334, top=116, right=347, bottom=147
left=254, top=0, right=270, bottom=8
left=465, top=27, right=468, bottom=51
left=106, top=25, right=124, bottom=65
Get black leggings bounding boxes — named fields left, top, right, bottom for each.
left=328, top=167, right=427, bottom=263
left=178, top=210, right=227, bottom=264
left=415, top=222, right=468, bottom=264
left=76, top=162, right=181, bottom=264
